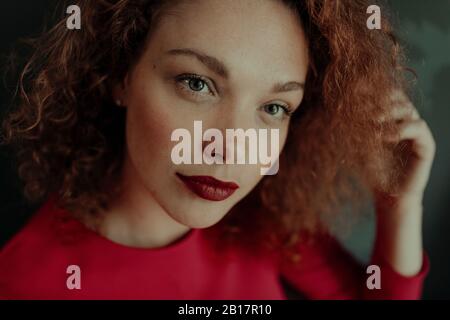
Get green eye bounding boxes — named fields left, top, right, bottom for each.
left=188, top=78, right=206, bottom=91
left=264, top=103, right=291, bottom=118
left=264, top=104, right=281, bottom=115
left=175, top=74, right=214, bottom=96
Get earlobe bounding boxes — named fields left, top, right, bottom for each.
left=112, top=85, right=125, bottom=107
left=112, top=76, right=129, bottom=107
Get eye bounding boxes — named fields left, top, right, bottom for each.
left=262, top=103, right=293, bottom=120
left=188, top=78, right=206, bottom=91
left=175, top=74, right=215, bottom=96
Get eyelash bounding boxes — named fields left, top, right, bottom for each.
left=264, top=104, right=294, bottom=119
left=175, top=73, right=214, bottom=97
left=174, top=73, right=294, bottom=119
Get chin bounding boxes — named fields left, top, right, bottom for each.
left=168, top=208, right=229, bottom=229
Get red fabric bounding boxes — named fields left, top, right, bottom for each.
left=0, top=198, right=429, bottom=300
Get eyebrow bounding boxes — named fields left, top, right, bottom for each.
left=166, top=48, right=228, bottom=78
left=165, top=48, right=304, bottom=93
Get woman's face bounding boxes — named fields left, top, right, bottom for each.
left=116, top=0, right=309, bottom=228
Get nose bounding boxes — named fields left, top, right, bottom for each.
left=202, top=103, right=252, bottom=164
left=202, top=138, right=225, bottom=163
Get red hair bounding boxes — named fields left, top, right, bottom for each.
left=2, top=0, right=410, bottom=262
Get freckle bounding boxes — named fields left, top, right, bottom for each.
left=152, top=64, right=156, bottom=70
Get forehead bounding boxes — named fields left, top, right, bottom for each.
left=150, top=0, right=309, bottom=80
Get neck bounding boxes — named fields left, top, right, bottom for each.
left=96, top=155, right=190, bottom=249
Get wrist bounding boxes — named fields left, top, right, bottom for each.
left=374, top=203, right=424, bottom=277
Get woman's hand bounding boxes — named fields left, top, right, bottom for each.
left=373, top=90, right=436, bottom=276
left=381, top=90, right=436, bottom=200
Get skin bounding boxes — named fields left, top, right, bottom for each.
left=103, top=0, right=436, bottom=278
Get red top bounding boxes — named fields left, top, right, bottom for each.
left=0, top=198, right=429, bottom=300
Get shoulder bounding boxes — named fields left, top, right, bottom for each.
left=1, top=199, right=55, bottom=260
left=0, top=198, right=84, bottom=299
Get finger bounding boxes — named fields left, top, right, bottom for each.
left=378, top=101, right=420, bottom=123
left=388, top=119, right=436, bottom=158
left=390, top=89, right=410, bottom=104
left=392, top=103, right=420, bottom=121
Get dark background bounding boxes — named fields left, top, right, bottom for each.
left=0, top=1, right=449, bottom=299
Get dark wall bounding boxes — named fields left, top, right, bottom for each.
left=0, top=0, right=449, bottom=299
left=0, top=0, right=60, bottom=244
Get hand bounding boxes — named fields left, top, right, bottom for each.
left=372, top=90, right=436, bottom=276
left=375, top=90, right=436, bottom=210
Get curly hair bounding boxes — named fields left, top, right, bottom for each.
left=1, top=0, right=410, bottom=262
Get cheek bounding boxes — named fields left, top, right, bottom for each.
left=245, top=168, right=264, bottom=190
left=125, top=84, right=177, bottom=170
left=238, top=126, right=288, bottom=190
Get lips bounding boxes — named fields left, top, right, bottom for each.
left=176, top=173, right=239, bottom=201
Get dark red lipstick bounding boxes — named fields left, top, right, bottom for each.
left=176, top=173, right=239, bottom=201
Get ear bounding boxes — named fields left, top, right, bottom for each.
left=112, top=74, right=130, bottom=107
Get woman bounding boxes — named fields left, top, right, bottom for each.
left=0, top=0, right=435, bottom=299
